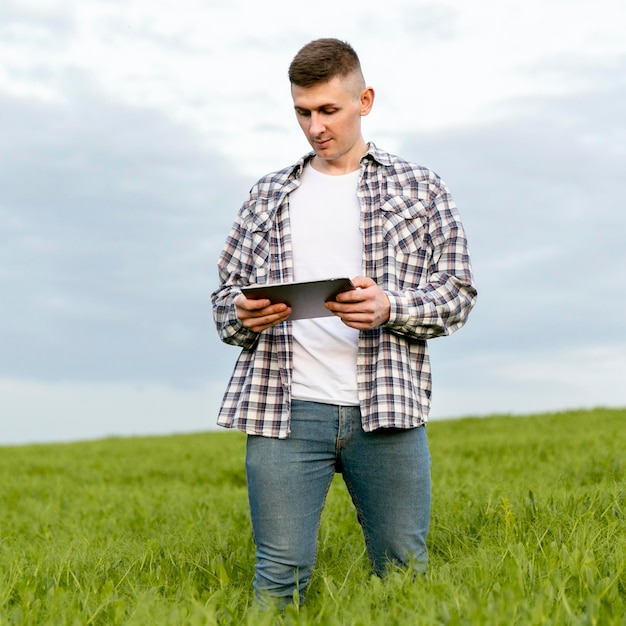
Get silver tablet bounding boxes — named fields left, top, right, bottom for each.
left=241, top=277, right=355, bottom=320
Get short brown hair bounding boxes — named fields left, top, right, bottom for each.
left=288, top=38, right=364, bottom=88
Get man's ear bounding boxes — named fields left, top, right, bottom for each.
left=360, top=86, right=375, bottom=116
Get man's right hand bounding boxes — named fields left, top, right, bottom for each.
left=235, top=294, right=292, bottom=333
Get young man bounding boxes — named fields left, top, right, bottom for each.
left=212, top=38, right=477, bottom=606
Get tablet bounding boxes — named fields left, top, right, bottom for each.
left=241, top=277, right=355, bottom=320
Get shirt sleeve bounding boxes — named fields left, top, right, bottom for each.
left=211, top=207, right=262, bottom=350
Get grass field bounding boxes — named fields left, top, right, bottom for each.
left=0, top=408, right=624, bottom=625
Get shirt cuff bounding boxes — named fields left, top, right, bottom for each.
left=385, top=291, right=411, bottom=329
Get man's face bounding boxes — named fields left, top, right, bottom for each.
left=291, top=74, right=373, bottom=174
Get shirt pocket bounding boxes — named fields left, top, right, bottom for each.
left=243, top=199, right=274, bottom=283
left=380, top=195, right=430, bottom=254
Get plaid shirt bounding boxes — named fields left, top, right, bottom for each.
left=211, top=144, right=477, bottom=438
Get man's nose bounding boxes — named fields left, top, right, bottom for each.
left=309, top=113, right=325, bottom=136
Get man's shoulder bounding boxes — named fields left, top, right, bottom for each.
left=254, top=164, right=297, bottom=187
left=368, top=145, right=447, bottom=196
left=236, top=154, right=310, bottom=223
left=369, top=145, right=440, bottom=182
left=249, top=153, right=312, bottom=196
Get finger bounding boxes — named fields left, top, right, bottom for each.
left=339, top=317, right=375, bottom=331
left=236, top=294, right=271, bottom=311
left=350, top=276, right=376, bottom=289
left=326, top=299, right=375, bottom=315
left=245, top=308, right=291, bottom=331
left=333, top=287, right=371, bottom=304
left=238, top=301, right=289, bottom=322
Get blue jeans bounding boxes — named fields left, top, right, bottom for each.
left=245, top=400, right=431, bottom=605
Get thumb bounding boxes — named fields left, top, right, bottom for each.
left=351, top=276, right=376, bottom=289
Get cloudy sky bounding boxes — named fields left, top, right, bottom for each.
left=2, top=0, right=625, bottom=445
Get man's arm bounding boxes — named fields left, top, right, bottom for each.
left=384, top=205, right=477, bottom=339
left=327, top=196, right=477, bottom=338
left=211, top=188, right=294, bottom=346
left=211, top=209, right=262, bottom=348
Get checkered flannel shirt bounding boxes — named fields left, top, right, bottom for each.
left=211, top=144, right=477, bottom=438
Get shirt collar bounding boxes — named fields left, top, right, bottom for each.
left=288, top=152, right=315, bottom=179
left=288, top=142, right=390, bottom=179
left=361, top=142, right=392, bottom=166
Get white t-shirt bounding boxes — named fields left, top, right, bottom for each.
left=288, top=163, right=362, bottom=405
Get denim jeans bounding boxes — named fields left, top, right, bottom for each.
left=245, top=400, right=431, bottom=606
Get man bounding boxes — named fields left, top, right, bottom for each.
left=212, top=38, right=477, bottom=607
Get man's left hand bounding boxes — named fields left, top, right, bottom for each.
left=325, top=276, right=390, bottom=330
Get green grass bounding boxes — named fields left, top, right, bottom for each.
left=0, top=408, right=624, bottom=625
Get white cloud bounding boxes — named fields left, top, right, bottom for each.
left=3, top=0, right=626, bottom=175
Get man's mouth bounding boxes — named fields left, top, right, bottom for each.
left=314, top=138, right=331, bottom=149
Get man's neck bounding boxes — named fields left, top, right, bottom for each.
left=311, top=141, right=369, bottom=176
